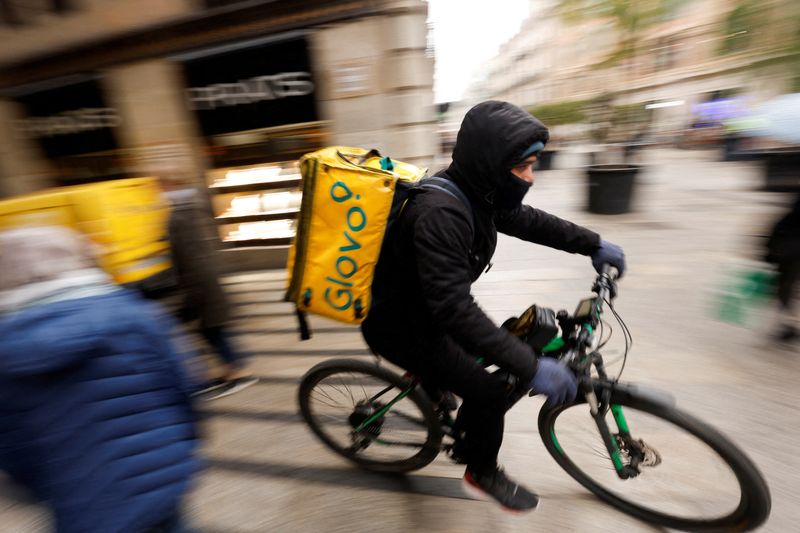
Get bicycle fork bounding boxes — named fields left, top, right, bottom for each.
left=582, top=356, right=641, bottom=480
left=585, top=391, right=639, bottom=479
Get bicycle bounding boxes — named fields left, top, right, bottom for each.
left=298, top=266, right=771, bottom=532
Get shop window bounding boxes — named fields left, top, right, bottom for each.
left=203, top=125, right=326, bottom=247
left=13, top=75, right=124, bottom=185
left=720, top=0, right=758, bottom=55
left=659, top=0, right=686, bottom=22
left=654, top=38, right=677, bottom=71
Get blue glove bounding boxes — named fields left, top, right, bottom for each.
left=591, top=239, right=626, bottom=277
left=530, top=358, right=578, bottom=406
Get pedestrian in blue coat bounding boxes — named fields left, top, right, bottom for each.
left=0, top=225, right=202, bottom=533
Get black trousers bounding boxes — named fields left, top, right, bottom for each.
left=201, top=325, right=244, bottom=369
left=362, top=318, right=510, bottom=476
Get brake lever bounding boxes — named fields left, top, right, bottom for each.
left=607, top=279, right=618, bottom=300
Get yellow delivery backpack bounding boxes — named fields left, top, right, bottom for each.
left=0, top=177, right=172, bottom=286
left=285, top=147, right=427, bottom=338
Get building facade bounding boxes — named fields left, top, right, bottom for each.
left=0, top=0, right=436, bottom=267
left=475, top=0, right=799, bottom=137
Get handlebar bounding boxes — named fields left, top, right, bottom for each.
left=594, top=264, right=619, bottom=308
left=528, top=264, right=629, bottom=382
left=602, top=263, right=620, bottom=280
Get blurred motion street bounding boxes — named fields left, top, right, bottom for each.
left=3, top=146, right=795, bottom=532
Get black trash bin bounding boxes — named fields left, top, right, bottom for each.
left=587, top=164, right=639, bottom=214
left=722, top=134, right=743, bottom=162
left=763, top=149, right=800, bottom=192
left=536, top=150, right=556, bottom=171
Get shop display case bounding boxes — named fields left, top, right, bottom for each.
left=207, top=160, right=303, bottom=247
left=201, top=121, right=328, bottom=270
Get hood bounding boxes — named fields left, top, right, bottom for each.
left=0, top=268, right=114, bottom=315
left=446, top=101, right=549, bottom=210
left=0, top=293, right=125, bottom=377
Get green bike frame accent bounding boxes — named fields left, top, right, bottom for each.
left=550, top=427, right=564, bottom=454
left=611, top=404, right=630, bottom=434
left=607, top=404, right=631, bottom=472
left=541, top=325, right=592, bottom=355
left=353, top=384, right=415, bottom=434
left=541, top=336, right=565, bottom=353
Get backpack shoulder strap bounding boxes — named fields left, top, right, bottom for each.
left=419, top=176, right=475, bottom=227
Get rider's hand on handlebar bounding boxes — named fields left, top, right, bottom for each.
left=591, top=240, right=626, bottom=278
left=530, top=358, right=578, bottom=407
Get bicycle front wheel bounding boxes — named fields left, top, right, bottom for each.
left=538, top=385, right=771, bottom=532
left=298, top=359, right=443, bottom=473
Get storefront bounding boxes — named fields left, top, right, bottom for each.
left=176, top=33, right=326, bottom=249
left=10, top=75, right=127, bottom=185
left=0, top=0, right=436, bottom=270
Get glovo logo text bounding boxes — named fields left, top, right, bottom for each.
left=324, top=181, right=367, bottom=311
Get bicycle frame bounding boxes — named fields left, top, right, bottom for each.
left=350, top=267, right=654, bottom=479
left=540, top=266, right=649, bottom=480
left=302, top=263, right=771, bottom=532
left=351, top=380, right=419, bottom=437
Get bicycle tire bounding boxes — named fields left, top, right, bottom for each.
left=298, top=359, right=443, bottom=473
left=538, top=384, right=771, bottom=532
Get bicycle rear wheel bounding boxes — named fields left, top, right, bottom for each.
left=298, top=359, right=443, bottom=473
left=538, top=385, right=771, bottom=532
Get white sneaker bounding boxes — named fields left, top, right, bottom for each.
left=203, top=376, right=259, bottom=400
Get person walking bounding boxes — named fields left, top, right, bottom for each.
left=0, top=225, right=201, bottom=533
left=160, top=176, right=258, bottom=399
left=766, top=193, right=800, bottom=341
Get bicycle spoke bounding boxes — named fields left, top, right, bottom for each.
left=311, top=391, right=347, bottom=410
left=313, top=386, right=339, bottom=404
left=304, top=367, right=438, bottom=466
left=550, top=403, right=744, bottom=521
left=338, top=375, right=356, bottom=404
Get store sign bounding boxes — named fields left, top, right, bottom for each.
left=17, top=108, right=120, bottom=137
left=186, top=71, right=314, bottom=110
left=14, top=77, right=119, bottom=159
left=182, top=36, right=318, bottom=136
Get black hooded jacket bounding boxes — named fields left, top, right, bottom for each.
left=364, top=101, right=600, bottom=383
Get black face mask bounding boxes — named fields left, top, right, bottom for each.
left=492, top=173, right=532, bottom=210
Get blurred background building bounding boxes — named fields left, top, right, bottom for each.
left=0, top=0, right=435, bottom=267
left=448, top=0, right=800, bottom=146
left=3, top=0, right=800, bottom=269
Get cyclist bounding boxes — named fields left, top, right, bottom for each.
left=361, top=100, right=626, bottom=512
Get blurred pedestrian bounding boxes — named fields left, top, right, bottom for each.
left=160, top=175, right=257, bottom=399
left=0, top=225, right=201, bottom=533
left=765, top=194, right=800, bottom=341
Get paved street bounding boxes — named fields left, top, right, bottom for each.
left=2, top=148, right=798, bottom=532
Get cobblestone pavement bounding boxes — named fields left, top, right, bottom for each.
left=2, top=148, right=797, bottom=532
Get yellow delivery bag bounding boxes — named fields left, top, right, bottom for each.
left=0, top=177, right=171, bottom=285
left=285, top=147, right=426, bottom=334
left=67, top=177, right=172, bottom=285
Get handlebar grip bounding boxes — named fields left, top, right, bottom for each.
left=602, top=264, right=620, bottom=280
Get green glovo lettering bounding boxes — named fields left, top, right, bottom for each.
left=347, top=206, right=366, bottom=232
left=336, top=256, right=357, bottom=278
left=324, top=181, right=368, bottom=315
left=324, top=286, right=353, bottom=311
left=331, top=181, right=353, bottom=202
